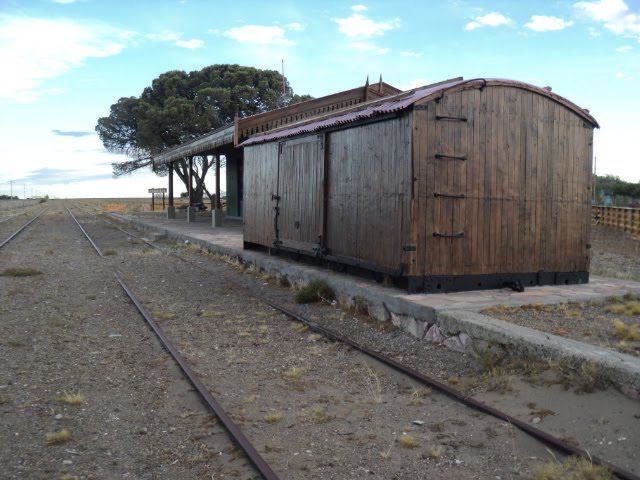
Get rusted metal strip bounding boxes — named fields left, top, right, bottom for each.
left=435, top=154, right=467, bottom=161
left=66, top=207, right=103, bottom=257
left=114, top=273, right=280, bottom=480
left=0, top=210, right=46, bottom=250
left=263, top=300, right=640, bottom=480
left=434, top=192, right=465, bottom=198
left=435, top=115, right=467, bottom=122
left=433, top=232, right=465, bottom=238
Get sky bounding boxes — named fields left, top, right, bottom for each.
left=0, top=0, right=639, bottom=199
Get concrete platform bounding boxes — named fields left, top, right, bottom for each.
left=110, top=212, right=640, bottom=395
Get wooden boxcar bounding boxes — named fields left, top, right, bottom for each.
left=241, top=78, right=599, bottom=293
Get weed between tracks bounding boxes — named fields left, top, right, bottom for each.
left=533, top=455, right=613, bottom=480
left=0, top=267, right=42, bottom=277
left=45, top=429, right=72, bottom=445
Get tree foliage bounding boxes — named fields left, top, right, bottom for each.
left=96, top=64, right=313, bottom=200
left=595, top=174, right=640, bottom=206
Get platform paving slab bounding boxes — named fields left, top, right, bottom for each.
left=109, top=212, right=640, bottom=395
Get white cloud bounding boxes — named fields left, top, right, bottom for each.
left=616, top=71, right=626, bottom=78
left=464, top=12, right=511, bottom=31
left=615, top=44, right=633, bottom=51
left=147, top=30, right=204, bottom=49
left=524, top=15, right=574, bottom=31
left=53, top=0, right=79, bottom=3
left=400, top=51, right=422, bottom=57
left=223, top=25, right=295, bottom=45
left=352, top=4, right=367, bottom=12
left=333, top=13, right=400, bottom=38
left=285, top=22, right=304, bottom=31
left=574, top=0, right=640, bottom=40
left=349, top=41, right=390, bottom=54
left=175, top=39, right=204, bottom=49
left=574, top=0, right=628, bottom=21
left=147, top=30, right=180, bottom=42
left=588, top=26, right=602, bottom=36
left=0, top=15, right=130, bottom=102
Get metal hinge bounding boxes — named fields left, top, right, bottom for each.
left=433, top=232, right=465, bottom=238
left=434, top=192, right=465, bottom=199
left=402, top=245, right=416, bottom=252
left=271, top=194, right=280, bottom=201
left=436, top=115, right=468, bottom=122
left=435, top=154, right=467, bottom=161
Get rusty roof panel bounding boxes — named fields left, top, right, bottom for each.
left=240, top=78, right=598, bottom=147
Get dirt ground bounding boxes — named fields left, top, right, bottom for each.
left=1, top=202, right=639, bottom=479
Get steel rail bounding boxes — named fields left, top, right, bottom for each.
left=113, top=273, right=281, bottom=480
left=99, top=226, right=639, bottom=480
left=66, top=207, right=103, bottom=257
left=0, top=210, right=46, bottom=250
left=261, top=298, right=640, bottom=480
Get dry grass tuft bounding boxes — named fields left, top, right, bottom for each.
left=307, top=333, right=323, bottom=342
left=153, top=312, right=174, bottom=320
left=612, top=319, right=640, bottom=341
left=298, top=406, right=330, bottom=424
left=294, top=279, right=335, bottom=304
left=282, top=366, right=309, bottom=380
left=263, top=412, right=283, bottom=423
left=363, top=363, right=383, bottom=404
left=533, top=456, right=612, bottom=480
left=428, top=445, right=444, bottom=459
left=102, top=249, right=117, bottom=256
left=398, top=435, right=419, bottom=448
left=1, top=267, right=42, bottom=277
left=60, top=392, right=84, bottom=405
left=45, top=429, right=72, bottom=445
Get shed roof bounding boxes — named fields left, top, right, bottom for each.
left=240, top=78, right=599, bottom=147
left=153, top=124, right=234, bottom=166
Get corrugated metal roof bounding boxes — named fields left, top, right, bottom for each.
left=240, top=78, right=599, bottom=146
left=153, top=124, right=234, bottom=166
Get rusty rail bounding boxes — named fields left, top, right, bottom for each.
left=67, top=207, right=103, bottom=257
left=593, top=205, right=640, bottom=240
left=88, top=215, right=639, bottom=480
left=0, top=210, right=46, bottom=250
left=114, top=273, right=280, bottom=480
left=263, top=299, right=640, bottom=480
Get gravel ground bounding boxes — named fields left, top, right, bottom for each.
left=1, top=202, right=639, bottom=479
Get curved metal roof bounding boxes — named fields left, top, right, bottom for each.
left=240, top=78, right=599, bottom=147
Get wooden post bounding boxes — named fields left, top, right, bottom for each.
left=151, top=192, right=155, bottom=211
left=188, top=156, right=193, bottom=206
left=162, top=191, right=165, bottom=209
left=168, top=162, right=174, bottom=207
left=215, top=153, right=221, bottom=209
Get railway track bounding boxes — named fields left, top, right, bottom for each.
left=64, top=206, right=640, bottom=480
left=0, top=209, right=46, bottom=250
left=2, top=204, right=639, bottom=479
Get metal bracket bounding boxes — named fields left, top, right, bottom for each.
left=271, top=194, right=280, bottom=201
left=433, top=232, right=465, bottom=238
left=436, top=115, right=467, bottom=122
left=434, top=192, right=465, bottom=199
left=402, top=245, right=416, bottom=252
left=435, top=154, right=467, bottom=161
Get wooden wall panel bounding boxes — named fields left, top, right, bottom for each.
left=411, top=85, right=593, bottom=278
left=277, top=135, right=324, bottom=251
left=326, top=117, right=411, bottom=271
left=243, top=142, right=279, bottom=246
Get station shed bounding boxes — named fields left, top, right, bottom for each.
left=240, top=78, right=599, bottom=293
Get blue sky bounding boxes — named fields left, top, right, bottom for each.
left=0, top=0, right=638, bottom=198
